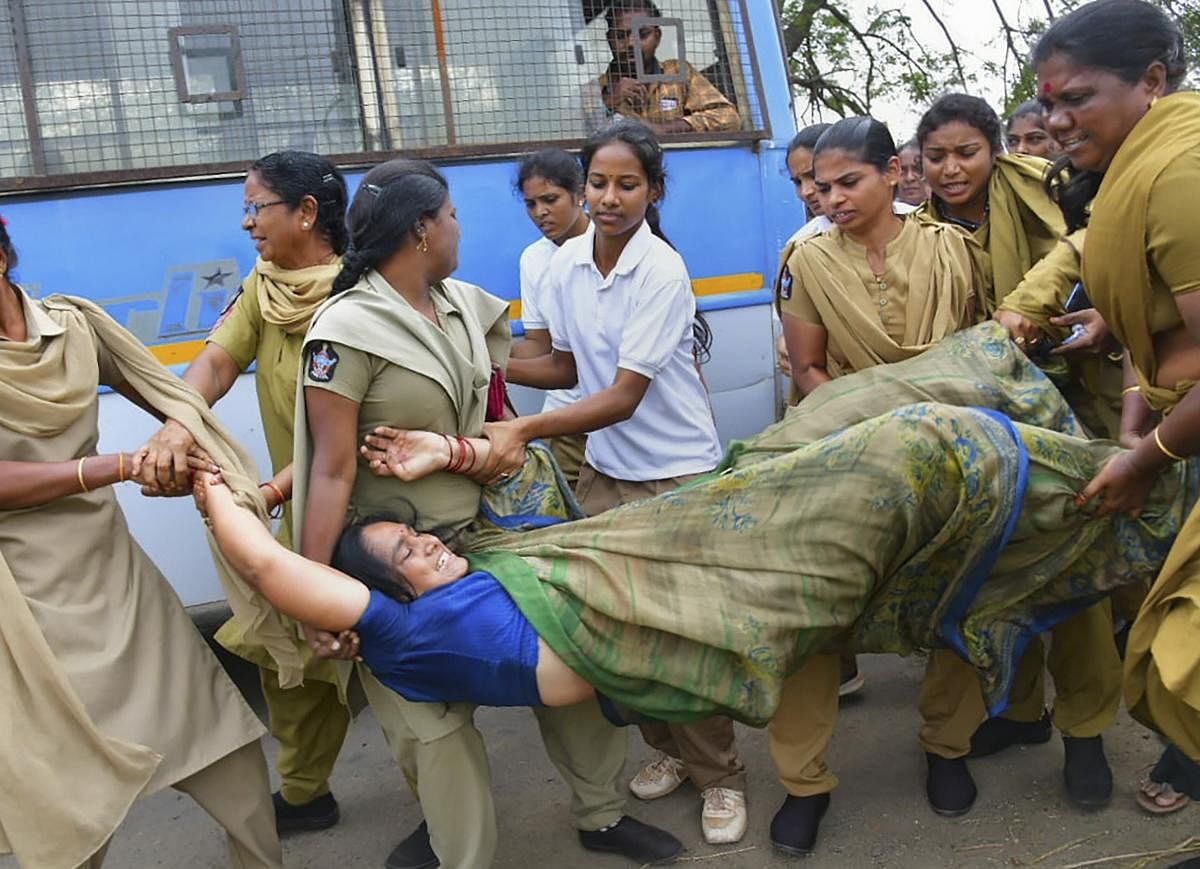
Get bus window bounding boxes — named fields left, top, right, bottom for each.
left=0, top=0, right=766, bottom=192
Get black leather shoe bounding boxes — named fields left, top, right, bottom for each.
left=1063, top=735, right=1113, bottom=809
left=968, top=710, right=1052, bottom=758
left=386, top=821, right=438, bottom=869
left=769, top=792, right=831, bottom=856
left=578, top=816, right=683, bottom=865
left=272, top=791, right=339, bottom=835
left=925, top=753, right=977, bottom=817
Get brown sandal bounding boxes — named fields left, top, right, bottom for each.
left=1136, top=773, right=1192, bottom=815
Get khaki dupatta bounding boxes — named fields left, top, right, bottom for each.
left=291, top=271, right=509, bottom=541
left=252, top=256, right=342, bottom=335
left=1083, top=91, right=1200, bottom=412
left=785, top=221, right=977, bottom=376
left=0, top=293, right=301, bottom=867
left=918, top=154, right=1065, bottom=312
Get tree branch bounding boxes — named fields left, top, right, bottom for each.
left=917, top=0, right=968, bottom=88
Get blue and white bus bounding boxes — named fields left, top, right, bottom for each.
left=0, top=0, right=799, bottom=610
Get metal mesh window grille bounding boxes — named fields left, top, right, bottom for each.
left=0, top=0, right=766, bottom=191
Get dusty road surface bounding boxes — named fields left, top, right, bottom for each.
left=6, top=652, right=1197, bottom=869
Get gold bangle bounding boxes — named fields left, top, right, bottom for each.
left=1154, top=427, right=1187, bottom=463
left=76, top=456, right=90, bottom=493
left=117, top=452, right=125, bottom=483
left=1121, top=385, right=1140, bottom=396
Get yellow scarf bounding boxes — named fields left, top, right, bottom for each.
left=784, top=220, right=978, bottom=377
left=1083, top=91, right=1200, bottom=412
left=918, top=154, right=1065, bottom=312
left=253, top=256, right=342, bottom=335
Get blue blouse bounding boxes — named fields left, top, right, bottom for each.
left=354, top=570, right=542, bottom=706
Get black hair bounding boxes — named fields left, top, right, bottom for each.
left=515, top=149, right=584, bottom=198
left=249, top=151, right=349, bottom=255
left=580, top=119, right=713, bottom=364
left=916, top=93, right=1005, bottom=156
left=332, top=159, right=449, bottom=294
left=786, top=123, right=832, bottom=157
left=330, top=505, right=456, bottom=604
left=813, top=116, right=898, bottom=172
left=1005, top=99, right=1046, bottom=132
left=605, top=0, right=663, bottom=28
left=1033, top=0, right=1188, bottom=232
left=0, top=218, right=16, bottom=281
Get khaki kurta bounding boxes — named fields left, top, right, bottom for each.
left=1083, top=91, right=1200, bottom=758
left=776, top=216, right=979, bottom=378
left=0, top=289, right=264, bottom=868
left=599, top=59, right=741, bottom=132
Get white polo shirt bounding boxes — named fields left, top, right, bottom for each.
left=546, top=220, right=722, bottom=480
left=519, top=236, right=582, bottom=412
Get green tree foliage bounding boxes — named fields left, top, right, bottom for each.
left=777, top=0, right=1200, bottom=122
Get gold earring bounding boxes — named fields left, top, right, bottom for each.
left=417, top=234, right=430, bottom=254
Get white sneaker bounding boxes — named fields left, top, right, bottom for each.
left=701, top=787, right=747, bottom=844
left=629, top=753, right=688, bottom=800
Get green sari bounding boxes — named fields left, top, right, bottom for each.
left=469, top=324, right=1196, bottom=726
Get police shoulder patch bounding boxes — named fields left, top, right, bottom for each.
left=778, top=267, right=794, bottom=301
left=208, top=287, right=244, bottom=335
left=307, top=341, right=339, bottom=382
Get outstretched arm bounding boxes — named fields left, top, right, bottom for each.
left=197, top=471, right=370, bottom=633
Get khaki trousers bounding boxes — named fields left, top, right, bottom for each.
left=575, top=462, right=745, bottom=792
left=768, top=649, right=986, bottom=796
left=548, top=433, right=588, bottom=490
left=358, top=665, right=496, bottom=869
left=993, top=601, right=1122, bottom=736
left=533, top=700, right=629, bottom=830
left=260, top=667, right=351, bottom=805
left=77, top=740, right=283, bottom=869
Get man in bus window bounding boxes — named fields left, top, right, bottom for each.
left=599, top=0, right=741, bottom=134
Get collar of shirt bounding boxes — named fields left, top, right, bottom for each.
left=1, top=285, right=65, bottom=342
left=572, top=220, right=654, bottom=289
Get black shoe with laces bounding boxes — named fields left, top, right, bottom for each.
left=578, top=816, right=683, bottom=865
left=1063, top=735, right=1113, bottom=808
left=385, top=821, right=438, bottom=869
left=769, top=792, right=831, bottom=856
left=272, top=791, right=340, bottom=835
left=967, top=710, right=1052, bottom=758
left=925, top=753, right=977, bottom=817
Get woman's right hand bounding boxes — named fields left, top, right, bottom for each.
left=992, top=310, right=1047, bottom=356
left=133, top=418, right=197, bottom=496
left=360, top=427, right=451, bottom=481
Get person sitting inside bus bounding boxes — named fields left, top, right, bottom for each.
left=598, top=0, right=740, bottom=134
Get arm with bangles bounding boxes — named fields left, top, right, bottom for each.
left=0, top=452, right=135, bottom=511
left=1078, top=293, right=1200, bottom=516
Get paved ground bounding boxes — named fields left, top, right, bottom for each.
left=7, top=652, right=1198, bottom=869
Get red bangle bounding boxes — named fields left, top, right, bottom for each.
left=261, top=482, right=285, bottom=518
left=462, top=436, right=476, bottom=473
left=442, top=433, right=463, bottom=473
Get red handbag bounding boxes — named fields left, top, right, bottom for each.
left=486, top=363, right=511, bottom=421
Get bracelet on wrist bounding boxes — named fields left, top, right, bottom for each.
left=1153, top=427, right=1187, bottom=463
left=260, top=481, right=286, bottom=519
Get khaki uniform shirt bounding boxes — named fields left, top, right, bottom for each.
left=599, top=59, right=740, bottom=132
left=303, top=285, right=509, bottom=538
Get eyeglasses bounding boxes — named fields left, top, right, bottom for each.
left=242, top=199, right=287, bottom=219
